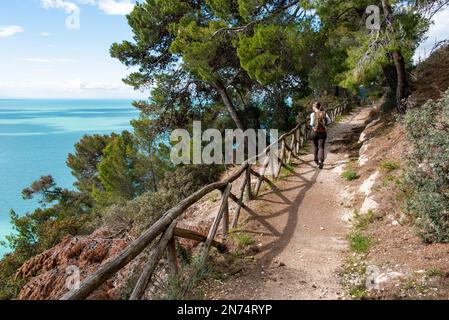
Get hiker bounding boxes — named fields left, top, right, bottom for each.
left=310, top=102, right=331, bottom=169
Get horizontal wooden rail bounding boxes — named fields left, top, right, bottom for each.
left=174, top=228, right=227, bottom=253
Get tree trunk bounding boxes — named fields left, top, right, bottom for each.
left=392, top=50, right=408, bottom=113
left=213, top=79, right=246, bottom=131
left=382, top=63, right=398, bottom=92
left=149, top=163, right=158, bottom=193
left=381, top=0, right=409, bottom=113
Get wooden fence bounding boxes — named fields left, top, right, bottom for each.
left=60, top=99, right=350, bottom=300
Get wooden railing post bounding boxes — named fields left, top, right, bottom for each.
left=201, top=184, right=232, bottom=265
left=167, top=236, right=179, bottom=277
left=245, top=164, right=253, bottom=201
left=254, top=149, right=270, bottom=197
left=287, top=134, right=295, bottom=164
left=130, top=221, right=177, bottom=300
left=275, top=139, right=285, bottom=179
left=231, top=173, right=249, bottom=229
left=295, top=127, right=301, bottom=155
left=220, top=186, right=230, bottom=239
left=303, top=123, right=309, bottom=145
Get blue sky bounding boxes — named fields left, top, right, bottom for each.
left=0, top=1, right=448, bottom=99
left=0, top=0, right=146, bottom=99
left=413, top=7, right=449, bottom=63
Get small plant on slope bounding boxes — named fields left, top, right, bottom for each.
left=342, top=169, right=359, bottom=181
left=349, top=233, right=372, bottom=253
left=380, top=160, right=401, bottom=172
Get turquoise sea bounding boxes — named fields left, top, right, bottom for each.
left=0, top=100, right=139, bottom=256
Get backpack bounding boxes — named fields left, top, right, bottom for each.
left=314, top=111, right=327, bottom=133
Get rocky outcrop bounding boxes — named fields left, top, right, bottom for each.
left=16, top=228, right=132, bottom=300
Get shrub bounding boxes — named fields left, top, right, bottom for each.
left=279, top=164, right=295, bottom=177
left=355, top=210, right=381, bottom=230
left=342, top=169, right=359, bottom=181
left=380, top=160, right=400, bottom=172
left=101, top=164, right=226, bottom=236
left=404, top=89, right=449, bottom=243
left=233, top=232, right=256, bottom=248
left=349, top=233, right=371, bottom=253
left=160, top=164, right=225, bottom=200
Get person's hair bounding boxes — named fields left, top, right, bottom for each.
left=313, top=101, right=323, bottom=111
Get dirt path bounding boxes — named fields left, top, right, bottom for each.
left=207, top=106, right=374, bottom=300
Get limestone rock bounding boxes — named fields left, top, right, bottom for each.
left=361, top=196, right=379, bottom=214
left=359, top=171, right=380, bottom=196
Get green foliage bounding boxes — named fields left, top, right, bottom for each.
left=237, top=24, right=310, bottom=85
left=101, top=164, right=225, bottom=235
left=349, top=286, right=368, bottom=299
left=67, top=134, right=114, bottom=194
left=110, top=0, right=334, bottom=133
left=232, top=232, right=256, bottom=248
left=170, top=19, right=229, bottom=82
left=380, top=160, right=401, bottom=172
left=355, top=209, right=381, bottom=230
left=342, top=169, right=359, bottom=181
left=0, top=253, right=27, bottom=299
left=93, top=130, right=174, bottom=208
left=94, top=131, right=147, bottom=205
left=341, top=254, right=368, bottom=299
left=316, top=0, right=429, bottom=97
left=280, top=164, right=295, bottom=177
left=160, top=164, right=225, bottom=200
left=404, top=89, right=449, bottom=243
left=9, top=176, right=93, bottom=253
left=163, top=253, right=213, bottom=300
left=426, top=268, right=445, bottom=278
left=349, top=233, right=372, bottom=253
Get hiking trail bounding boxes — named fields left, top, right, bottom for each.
left=207, top=106, right=374, bottom=300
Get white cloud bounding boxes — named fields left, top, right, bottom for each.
left=97, top=0, right=134, bottom=15
left=414, top=7, right=449, bottom=63
left=41, top=0, right=134, bottom=16
left=0, top=25, right=24, bottom=38
left=41, top=32, right=52, bottom=37
left=42, top=0, right=79, bottom=13
left=2, top=78, right=125, bottom=91
left=0, top=78, right=144, bottom=99
left=22, top=58, right=77, bottom=63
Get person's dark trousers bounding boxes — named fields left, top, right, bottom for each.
left=312, top=131, right=327, bottom=165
